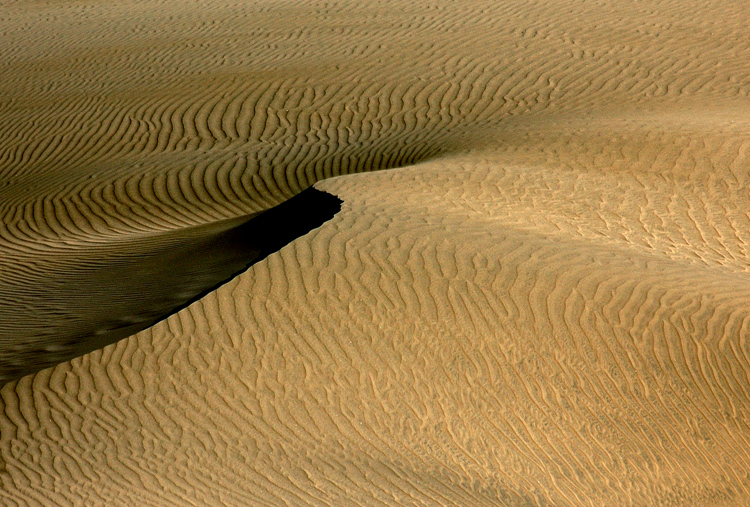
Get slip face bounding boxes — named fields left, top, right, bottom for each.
left=2, top=0, right=750, bottom=505
left=0, top=188, right=341, bottom=384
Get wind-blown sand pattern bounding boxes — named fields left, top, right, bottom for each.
left=2, top=0, right=750, bottom=505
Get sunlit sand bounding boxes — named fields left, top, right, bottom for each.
left=2, top=0, right=750, bottom=505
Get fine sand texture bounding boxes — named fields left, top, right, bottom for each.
left=2, top=0, right=750, bottom=505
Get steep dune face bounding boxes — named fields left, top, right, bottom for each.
left=2, top=0, right=750, bottom=505
left=0, top=188, right=341, bottom=382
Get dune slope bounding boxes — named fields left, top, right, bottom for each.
left=2, top=0, right=750, bottom=505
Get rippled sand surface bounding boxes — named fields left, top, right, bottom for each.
left=2, top=0, right=750, bottom=505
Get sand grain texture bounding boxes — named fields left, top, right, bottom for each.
left=2, top=0, right=750, bottom=505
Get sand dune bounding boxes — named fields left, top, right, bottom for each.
left=2, top=0, right=750, bottom=505
left=0, top=187, right=341, bottom=382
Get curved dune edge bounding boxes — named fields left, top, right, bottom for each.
left=2, top=0, right=750, bottom=505
left=0, top=187, right=341, bottom=385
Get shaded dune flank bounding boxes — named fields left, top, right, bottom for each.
left=2, top=0, right=750, bottom=505
left=0, top=188, right=341, bottom=384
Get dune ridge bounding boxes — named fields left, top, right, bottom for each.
left=2, top=0, right=750, bottom=505
left=0, top=187, right=341, bottom=384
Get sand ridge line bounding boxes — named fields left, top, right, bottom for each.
left=0, top=187, right=341, bottom=384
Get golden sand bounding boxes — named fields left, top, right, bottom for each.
left=2, top=0, right=750, bottom=505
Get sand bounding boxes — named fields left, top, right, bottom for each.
left=2, top=0, right=750, bottom=505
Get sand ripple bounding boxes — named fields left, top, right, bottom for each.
left=2, top=0, right=750, bottom=505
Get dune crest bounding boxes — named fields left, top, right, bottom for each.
left=0, top=187, right=341, bottom=384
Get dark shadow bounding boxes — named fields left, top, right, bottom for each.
left=0, top=187, right=342, bottom=385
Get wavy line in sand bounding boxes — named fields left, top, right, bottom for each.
left=3, top=0, right=750, bottom=505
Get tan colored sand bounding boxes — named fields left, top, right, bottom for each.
left=2, top=0, right=750, bottom=505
